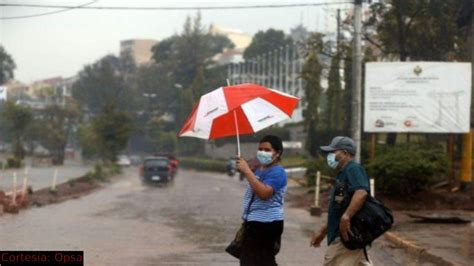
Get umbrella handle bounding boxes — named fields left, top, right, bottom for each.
left=228, top=79, right=241, bottom=157
left=233, top=110, right=241, bottom=157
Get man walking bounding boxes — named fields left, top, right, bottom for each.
left=310, top=136, right=372, bottom=265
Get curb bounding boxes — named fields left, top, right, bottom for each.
left=384, top=231, right=454, bottom=266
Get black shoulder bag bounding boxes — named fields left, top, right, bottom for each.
left=338, top=180, right=394, bottom=251
left=225, top=193, right=255, bottom=259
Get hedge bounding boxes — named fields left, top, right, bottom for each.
left=179, top=157, right=228, bottom=172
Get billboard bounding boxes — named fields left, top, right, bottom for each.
left=364, top=62, right=472, bottom=133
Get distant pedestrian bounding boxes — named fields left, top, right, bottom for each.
left=235, top=135, right=287, bottom=266
left=310, top=136, right=372, bottom=265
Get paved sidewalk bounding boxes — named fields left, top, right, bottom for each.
left=386, top=210, right=474, bottom=266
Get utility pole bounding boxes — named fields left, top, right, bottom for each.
left=279, top=47, right=284, bottom=91
left=252, top=59, right=256, bottom=83
left=337, top=8, right=341, bottom=51
left=351, top=0, right=363, bottom=162
left=285, top=45, right=290, bottom=93
left=273, top=49, right=278, bottom=88
left=262, top=54, right=268, bottom=86
left=227, top=63, right=232, bottom=85
left=290, top=43, right=298, bottom=96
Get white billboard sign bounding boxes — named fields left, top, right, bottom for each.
left=364, top=62, right=472, bottom=133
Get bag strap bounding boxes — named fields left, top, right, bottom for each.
left=243, top=170, right=269, bottom=221
left=363, top=247, right=370, bottom=262
left=243, top=193, right=256, bottom=221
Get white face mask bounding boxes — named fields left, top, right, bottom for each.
left=257, top=150, right=274, bottom=165
left=327, top=152, right=339, bottom=169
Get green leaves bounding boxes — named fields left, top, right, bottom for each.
left=367, top=144, right=448, bottom=195
left=79, top=104, right=134, bottom=162
left=35, top=104, right=80, bottom=165
left=0, top=45, right=15, bottom=85
left=72, top=55, right=135, bottom=114
left=367, top=0, right=467, bottom=61
left=243, top=29, right=293, bottom=60
left=0, top=101, right=32, bottom=160
left=301, top=33, right=324, bottom=156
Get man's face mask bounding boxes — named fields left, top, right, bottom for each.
left=257, top=150, right=274, bottom=165
left=326, top=152, right=338, bottom=169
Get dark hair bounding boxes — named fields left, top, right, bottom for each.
left=259, top=135, right=283, bottom=158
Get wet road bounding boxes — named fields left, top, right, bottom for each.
left=0, top=168, right=429, bottom=265
left=0, top=160, right=92, bottom=192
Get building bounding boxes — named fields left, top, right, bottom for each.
left=57, top=76, right=77, bottom=98
left=209, top=25, right=252, bottom=52
left=29, top=76, right=63, bottom=98
left=3, top=80, right=29, bottom=101
left=210, top=25, right=252, bottom=65
left=120, top=39, right=158, bottom=66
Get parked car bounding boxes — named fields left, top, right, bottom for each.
left=139, top=156, right=174, bottom=183
left=117, top=155, right=131, bottom=167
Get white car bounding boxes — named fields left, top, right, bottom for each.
left=117, top=155, right=131, bottom=167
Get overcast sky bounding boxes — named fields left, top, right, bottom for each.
left=0, top=0, right=352, bottom=83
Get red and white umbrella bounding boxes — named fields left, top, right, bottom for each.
left=178, top=83, right=299, bottom=156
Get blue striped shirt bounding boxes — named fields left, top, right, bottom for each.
left=242, top=165, right=287, bottom=222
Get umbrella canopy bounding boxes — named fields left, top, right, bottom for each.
left=179, top=83, right=299, bottom=140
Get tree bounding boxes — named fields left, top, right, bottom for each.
left=135, top=63, right=176, bottom=118
left=243, top=29, right=294, bottom=60
left=368, top=0, right=467, bottom=61
left=72, top=55, right=137, bottom=114
left=367, top=0, right=468, bottom=145
left=143, top=13, right=233, bottom=155
left=150, top=13, right=234, bottom=91
left=342, top=44, right=353, bottom=135
left=301, top=33, right=325, bottom=156
left=80, top=104, right=134, bottom=162
left=0, top=46, right=15, bottom=85
left=1, top=101, right=33, bottom=160
left=36, top=102, right=80, bottom=165
left=145, top=117, right=177, bottom=153
left=324, top=52, right=343, bottom=131
left=177, top=67, right=206, bottom=155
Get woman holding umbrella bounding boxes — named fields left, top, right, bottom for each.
left=236, top=135, right=287, bottom=266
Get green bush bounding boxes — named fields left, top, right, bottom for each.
left=180, top=157, right=227, bottom=172
left=366, top=144, right=448, bottom=195
left=305, top=155, right=337, bottom=186
left=6, top=157, right=22, bottom=168
left=84, top=162, right=122, bottom=181
left=281, top=155, right=307, bottom=168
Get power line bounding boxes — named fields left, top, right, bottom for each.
left=0, top=2, right=353, bottom=11
left=0, top=1, right=98, bottom=20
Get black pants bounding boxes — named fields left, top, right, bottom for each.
left=240, top=220, right=284, bottom=266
